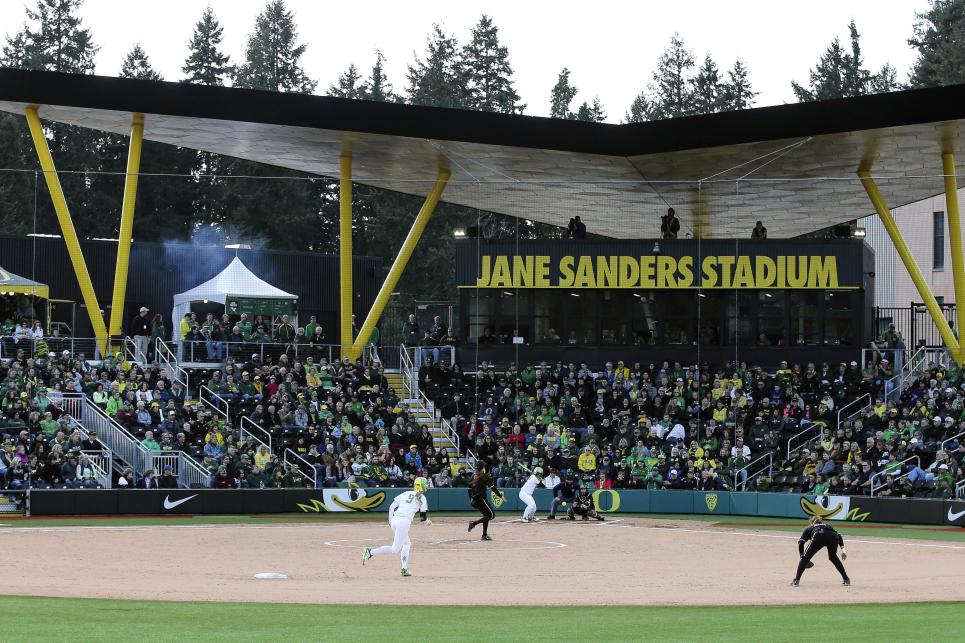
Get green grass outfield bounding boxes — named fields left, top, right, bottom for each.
left=3, top=512, right=963, bottom=543
left=0, top=596, right=960, bottom=642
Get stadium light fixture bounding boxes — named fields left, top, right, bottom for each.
left=453, top=229, right=466, bottom=238
left=224, top=243, right=252, bottom=250
left=853, top=227, right=867, bottom=238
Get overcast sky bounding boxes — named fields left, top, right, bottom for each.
left=0, top=0, right=932, bottom=120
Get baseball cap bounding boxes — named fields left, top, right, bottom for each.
left=939, top=463, right=949, bottom=470
left=139, top=307, right=148, bottom=313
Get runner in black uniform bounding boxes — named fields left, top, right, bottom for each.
left=467, top=463, right=503, bottom=541
left=791, top=515, right=851, bottom=586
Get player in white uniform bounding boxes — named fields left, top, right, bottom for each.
left=518, top=466, right=543, bottom=522
left=361, top=477, right=431, bottom=577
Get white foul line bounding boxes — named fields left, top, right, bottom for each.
left=639, top=525, right=965, bottom=550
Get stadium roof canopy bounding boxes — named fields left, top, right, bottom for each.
left=1, top=68, right=964, bottom=239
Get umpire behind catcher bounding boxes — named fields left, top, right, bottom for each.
left=791, top=515, right=851, bottom=587
left=546, top=474, right=579, bottom=519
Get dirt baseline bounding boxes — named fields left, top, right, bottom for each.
left=1, top=517, right=962, bottom=606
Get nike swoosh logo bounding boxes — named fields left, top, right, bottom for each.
left=949, top=507, right=965, bottom=522
left=163, top=494, right=198, bottom=510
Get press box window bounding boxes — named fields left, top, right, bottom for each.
left=934, top=211, right=945, bottom=270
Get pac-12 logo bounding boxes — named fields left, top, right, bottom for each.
left=704, top=493, right=718, bottom=511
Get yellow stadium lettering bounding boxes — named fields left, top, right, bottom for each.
left=701, top=256, right=718, bottom=288
left=787, top=256, right=807, bottom=288
left=658, top=256, right=677, bottom=288
left=619, top=256, right=640, bottom=288
left=808, top=256, right=838, bottom=288
left=574, top=256, right=596, bottom=288
left=597, top=256, right=617, bottom=288
left=733, top=256, right=754, bottom=288
left=776, top=255, right=787, bottom=288
left=559, top=256, right=575, bottom=287
left=476, top=255, right=492, bottom=287
left=677, top=256, right=694, bottom=287
left=641, top=256, right=656, bottom=288
left=717, top=256, right=736, bottom=288
left=755, top=256, right=776, bottom=288
left=512, top=255, right=534, bottom=288
left=534, top=256, right=551, bottom=287
left=490, top=256, right=512, bottom=288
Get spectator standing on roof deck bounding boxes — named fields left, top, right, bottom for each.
left=403, top=314, right=420, bottom=347
left=129, top=307, right=151, bottom=360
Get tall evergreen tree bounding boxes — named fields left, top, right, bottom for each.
left=328, top=64, right=364, bottom=99
left=624, top=90, right=654, bottom=123
left=690, top=54, right=725, bottom=114
left=0, top=0, right=101, bottom=237
left=575, top=97, right=606, bottom=122
left=120, top=44, right=162, bottom=81
left=461, top=15, right=524, bottom=113
left=870, top=63, right=902, bottom=93
left=791, top=21, right=895, bottom=101
left=234, top=0, right=316, bottom=93
left=909, top=0, right=965, bottom=88
left=721, top=59, right=757, bottom=110
left=361, top=50, right=399, bottom=102
left=549, top=68, right=578, bottom=119
left=646, top=34, right=696, bottom=119
left=182, top=5, right=231, bottom=86
left=406, top=25, right=468, bottom=108
left=1, top=0, right=97, bottom=73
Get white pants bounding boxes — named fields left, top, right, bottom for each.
left=370, top=515, right=412, bottom=569
left=134, top=335, right=149, bottom=362
left=519, top=490, right=537, bottom=519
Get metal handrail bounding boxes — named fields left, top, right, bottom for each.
left=738, top=452, right=774, bottom=491
left=399, top=344, right=462, bottom=458
left=786, top=423, right=825, bottom=460
left=870, top=455, right=920, bottom=496
left=179, top=451, right=211, bottom=488
left=940, top=431, right=965, bottom=455
left=957, top=479, right=964, bottom=499
left=836, top=394, right=870, bottom=432
left=155, top=337, right=189, bottom=393
left=284, top=448, right=316, bottom=487
left=199, top=385, right=229, bottom=422
left=240, top=415, right=272, bottom=452
left=172, top=338, right=344, bottom=364
left=124, top=336, right=146, bottom=365
left=79, top=448, right=112, bottom=489
left=78, top=394, right=152, bottom=473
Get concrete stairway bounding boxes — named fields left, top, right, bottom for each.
left=384, top=371, right=460, bottom=461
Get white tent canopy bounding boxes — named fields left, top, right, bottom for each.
left=172, top=257, right=298, bottom=337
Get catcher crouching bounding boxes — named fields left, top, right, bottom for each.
left=567, top=484, right=605, bottom=521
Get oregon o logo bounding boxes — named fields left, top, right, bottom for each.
left=592, top=489, right=620, bottom=513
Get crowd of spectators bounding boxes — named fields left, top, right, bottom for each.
left=2, top=311, right=964, bottom=501
left=419, top=354, right=964, bottom=499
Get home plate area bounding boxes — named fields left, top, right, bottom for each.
left=0, top=517, right=961, bottom=607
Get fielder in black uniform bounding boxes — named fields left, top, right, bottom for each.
left=791, top=516, right=850, bottom=586
left=467, top=463, right=503, bottom=541
left=567, top=485, right=605, bottom=521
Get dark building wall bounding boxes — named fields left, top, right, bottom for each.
left=0, top=235, right=380, bottom=338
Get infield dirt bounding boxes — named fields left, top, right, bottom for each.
left=1, top=517, right=962, bottom=606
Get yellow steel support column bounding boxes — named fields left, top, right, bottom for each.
left=351, top=169, right=450, bottom=360
left=339, top=155, right=353, bottom=358
left=108, top=113, right=145, bottom=338
left=942, top=151, right=965, bottom=341
left=25, top=105, right=109, bottom=353
left=859, top=167, right=963, bottom=361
